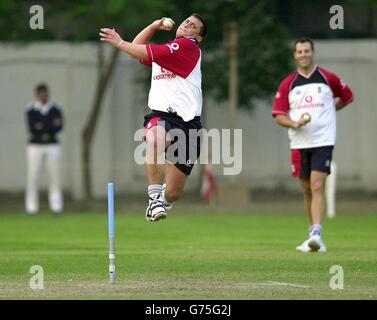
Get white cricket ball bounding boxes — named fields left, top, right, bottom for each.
left=302, top=113, right=311, bottom=123
left=163, top=18, right=174, bottom=29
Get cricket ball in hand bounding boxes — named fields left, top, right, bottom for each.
left=163, top=18, right=174, bottom=29
left=302, top=113, right=311, bottom=123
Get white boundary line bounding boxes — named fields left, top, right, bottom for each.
left=264, top=281, right=310, bottom=288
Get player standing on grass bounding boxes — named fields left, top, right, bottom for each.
left=25, top=84, right=64, bottom=214
left=100, top=14, right=207, bottom=221
left=272, top=38, right=354, bottom=252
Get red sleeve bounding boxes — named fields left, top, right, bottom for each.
left=139, top=44, right=152, bottom=67
left=272, top=73, right=296, bottom=117
left=319, top=68, right=354, bottom=106
left=147, top=37, right=200, bottom=78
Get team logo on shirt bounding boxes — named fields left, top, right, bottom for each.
left=153, top=67, right=176, bottom=80
left=167, top=42, right=180, bottom=53
left=297, top=94, right=324, bottom=109
left=167, top=106, right=177, bottom=114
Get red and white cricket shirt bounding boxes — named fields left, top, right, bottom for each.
left=272, top=66, right=353, bottom=149
left=141, top=36, right=202, bottom=122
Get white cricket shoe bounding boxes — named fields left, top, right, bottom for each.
left=308, top=235, right=327, bottom=253
left=145, top=194, right=167, bottom=222
left=296, top=238, right=311, bottom=253
left=162, top=184, right=174, bottom=211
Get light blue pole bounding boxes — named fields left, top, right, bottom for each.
left=108, top=183, right=115, bottom=238
left=107, top=182, right=115, bottom=284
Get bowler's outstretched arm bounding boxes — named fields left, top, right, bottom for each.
left=99, top=28, right=148, bottom=60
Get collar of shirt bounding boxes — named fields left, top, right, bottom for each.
left=34, top=100, right=53, bottom=115
left=297, top=65, right=318, bottom=79
left=175, top=36, right=198, bottom=44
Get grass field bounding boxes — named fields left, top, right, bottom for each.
left=0, top=211, right=376, bottom=300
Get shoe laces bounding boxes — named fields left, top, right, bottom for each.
left=149, top=194, right=164, bottom=211
left=149, top=193, right=163, bottom=203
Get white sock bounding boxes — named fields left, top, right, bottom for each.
left=310, top=224, right=322, bottom=236
left=148, top=184, right=162, bottom=199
